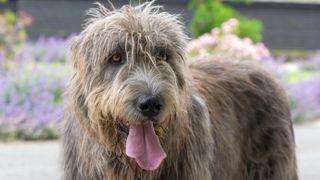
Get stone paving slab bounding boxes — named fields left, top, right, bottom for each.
left=0, top=123, right=319, bottom=180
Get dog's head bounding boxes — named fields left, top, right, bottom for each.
left=68, top=2, right=189, bottom=171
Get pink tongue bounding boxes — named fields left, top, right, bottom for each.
left=125, top=122, right=166, bottom=171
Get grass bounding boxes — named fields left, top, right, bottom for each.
left=0, top=126, right=59, bottom=141
left=271, top=49, right=314, bottom=61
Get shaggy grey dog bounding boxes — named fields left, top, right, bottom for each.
left=62, top=2, right=298, bottom=180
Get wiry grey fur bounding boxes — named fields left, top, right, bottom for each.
left=62, top=2, right=298, bottom=180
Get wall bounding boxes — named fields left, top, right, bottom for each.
left=16, top=0, right=320, bottom=50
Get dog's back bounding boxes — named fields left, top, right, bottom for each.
left=189, top=58, right=298, bottom=180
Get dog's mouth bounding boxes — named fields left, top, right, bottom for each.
left=118, top=121, right=166, bottom=171
left=117, top=122, right=129, bottom=137
left=116, top=120, right=160, bottom=137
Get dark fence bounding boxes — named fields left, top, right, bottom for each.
left=227, top=1, right=320, bottom=50
left=2, top=0, right=320, bottom=50
left=0, top=0, right=17, bottom=12
left=17, top=0, right=193, bottom=38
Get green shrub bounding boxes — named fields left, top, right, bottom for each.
left=188, top=0, right=263, bottom=43
left=237, top=17, right=263, bottom=43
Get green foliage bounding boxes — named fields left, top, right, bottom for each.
left=189, top=2, right=234, bottom=36
left=188, top=0, right=263, bottom=42
left=0, top=126, right=59, bottom=141
left=271, top=49, right=313, bottom=61
left=237, top=17, right=263, bottom=43
left=4, top=10, right=17, bottom=25
left=0, top=0, right=8, bottom=4
left=233, top=0, right=252, bottom=4
left=52, top=88, right=63, bottom=105
left=0, top=10, right=30, bottom=59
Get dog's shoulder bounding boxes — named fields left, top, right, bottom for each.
left=188, top=57, right=287, bottom=109
left=188, top=57, right=279, bottom=88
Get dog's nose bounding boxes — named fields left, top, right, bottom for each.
left=137, top=96, right=163, bottom=118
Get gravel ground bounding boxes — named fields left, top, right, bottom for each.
left=0, top=122, right=319, bottom=180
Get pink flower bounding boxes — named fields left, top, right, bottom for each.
left=222, top=23, right=232, bottom=33
left=211, top=28, right=220, bottom=37
left=187, top=18, right=271, bottom=61
left=18, top=11, right=33, bottom=27
left=256, top=43, right=271, bottom=58
left=228, top=18, right=239, bottom=27
left=221, top=18, right=239, bottom=34
left=198, top=33, right=217, bottom=47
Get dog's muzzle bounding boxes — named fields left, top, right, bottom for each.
left=137, top=95, right=163, bottom=119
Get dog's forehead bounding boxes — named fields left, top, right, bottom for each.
left=80, top=3, right=187, bottom=58
left=108, top=14, right=175, bottom=41
left=98, top=17, right=179, bottom=53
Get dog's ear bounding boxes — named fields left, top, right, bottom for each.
left=68, top=35, right=92, bottom=85
left=68, top=36, right=81, bottom=70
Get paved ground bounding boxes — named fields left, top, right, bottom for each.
left=0, top=122, right=319, bottom=180
left=295, top=121, right=320, bottom=180
left=0, top=141, right=61, bottom=180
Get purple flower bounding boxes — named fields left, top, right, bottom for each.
left=288, top=78, right=320, bottom=122
left=308, top=51, right=320, bottom=70
left=0, top=37, right=69, bottom=133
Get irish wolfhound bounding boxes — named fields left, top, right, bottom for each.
left=62, top=2, right=297, bottom=180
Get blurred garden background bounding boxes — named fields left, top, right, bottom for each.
left=0, top=0, right=319, bottom=179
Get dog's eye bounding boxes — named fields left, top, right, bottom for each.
left=155, top=51, right=168, bottom=61
left=109, top=53, right=125, bottom=64
left=111, top=54, right=121, bottom=62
